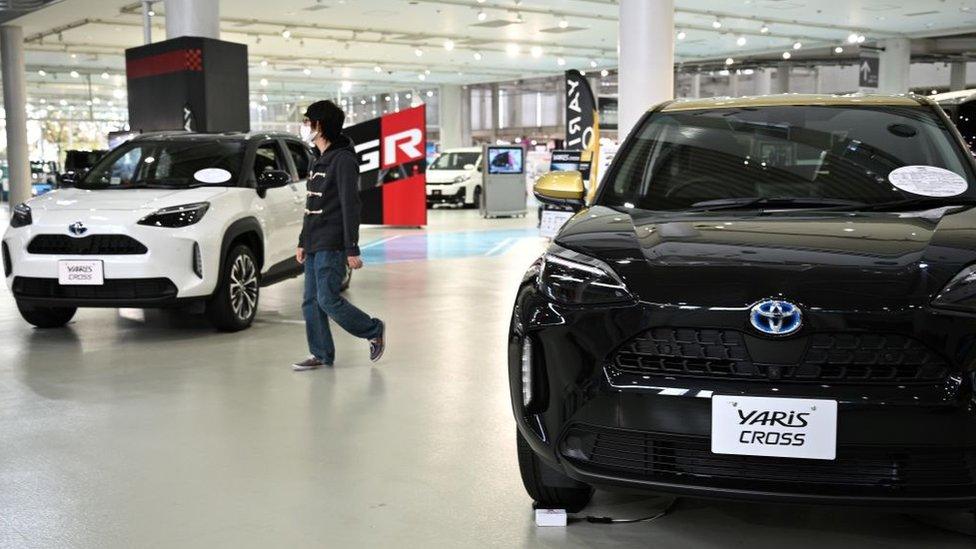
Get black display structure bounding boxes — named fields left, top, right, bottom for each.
left=125, top=36, right=249, bottom=133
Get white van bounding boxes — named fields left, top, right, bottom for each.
left=426, top=147, right=482, bottom=208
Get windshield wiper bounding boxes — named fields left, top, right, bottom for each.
left=688, top=197, right=864, bottom=211
left=835, top=197, right=976, bottom=212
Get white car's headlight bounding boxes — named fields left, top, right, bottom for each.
left=138, top=202, right=210, bottom=228
left=453, top=174, right=471, bottom=183
left=539, top=244, right=633, bottom=305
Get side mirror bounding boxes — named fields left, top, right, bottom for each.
left=59, top=168, right=88, bottom=187
left=534, top=171, right=585, bottom=207
left=256, top=169, right=291, bottom=191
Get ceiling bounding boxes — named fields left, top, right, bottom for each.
left=7, top=0, right=976, bottom=108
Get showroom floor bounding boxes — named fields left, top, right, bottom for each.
left=0, top=208, right=973, bottom=548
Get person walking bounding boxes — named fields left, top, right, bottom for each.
left=292, top=100, right=385, bottom=371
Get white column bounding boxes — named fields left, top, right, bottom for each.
left=814, top=68, right=823, bottom=94
left=775, top=62, right=791, bottom=93
left=142, top=0, right=153, bottom=43
left=460, top=85, right=472, bottom=146
left=1, top=25, right=30, bottom=208
left=618, top=0, right=674, bottom=138
left=164, top=0, right=219, bottom=39
left=755, top=69, right=772, bottom=95
left=438, top=84, right=463, bottom=149
left=690, top=73, right=701, bottom=98
left=878, top=38, right=911, bottom=95
left=951, top=61, right=968, bottom=91
left=729, top=72, right=740, bottom=97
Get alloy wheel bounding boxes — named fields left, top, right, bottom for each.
left=229, top=254, right=258, bottom=321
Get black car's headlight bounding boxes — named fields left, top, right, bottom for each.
left=137, top=202, right=210, bottom=228
left=10, top=203, right=32, bottom=228
left=539, top=244, right=633, bottom=305
left=933, top=264, right=976, bottom=311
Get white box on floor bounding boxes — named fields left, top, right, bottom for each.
left=535, top=508, right=567, bottom=527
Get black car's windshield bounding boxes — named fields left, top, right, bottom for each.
left=79, top=140, right=245, bottom=189
left=430, top=151, right=479, bottom=170
left=599, top=104, right=976, bottom=212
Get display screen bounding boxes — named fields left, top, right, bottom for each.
left=487, top=147, right=524, bottom=175
left=550, top=149, right=591, bottom=181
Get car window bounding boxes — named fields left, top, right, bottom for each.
left=81, top=141, right=244, bottom=188
left=286, top=141, right=312, bottom=179
left=430, top=152, right=480, bottom=170
left=254, top=142, right=288, bottom=179
left=600, top=105, right=976, bottom=211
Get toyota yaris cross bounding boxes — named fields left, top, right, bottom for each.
left=511, top=94, right=976, bottom=513
left=2, top=132, right=327, bottom=331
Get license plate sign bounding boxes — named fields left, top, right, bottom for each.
left=540, top=210, right=575, bottom=238
left=711, top=395, right=837, bottom=460
left=58, top=260, right=104, bottom=285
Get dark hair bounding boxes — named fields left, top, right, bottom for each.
left=304, top=100, right=344, bottom=141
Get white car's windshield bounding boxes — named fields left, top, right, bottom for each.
left=79, top=140, right=244, bottom=189
left=430, top=152, right=479, bottom=171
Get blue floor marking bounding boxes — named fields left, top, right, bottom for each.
left=360, top=228, right=540, bottom=265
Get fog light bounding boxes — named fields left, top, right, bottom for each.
left=521, top=338, right=533, bottom=407
left=192, top=242, right=203, bottom=278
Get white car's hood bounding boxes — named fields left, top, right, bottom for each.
left=28, top=187, right=229, bottom=211
left=426, top=169, right=469, bottom=184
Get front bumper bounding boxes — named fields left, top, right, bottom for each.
left=510, top=282, right=976, bottom=507
left=426, top=184, right=465, bottom=204
left=3, top=215, right=220, bottom=305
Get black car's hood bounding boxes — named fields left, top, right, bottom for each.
left=555, top=205, right=976, bottom=310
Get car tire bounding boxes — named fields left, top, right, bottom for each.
left=340, top=263, right=352, bottom=292
left=467, top=186, right=482, bottom=209
left=206, top=244, right=259, bottom=332
left=16, top=302, right=76, bottom=328
left=516, top=429, right=593, bottom=512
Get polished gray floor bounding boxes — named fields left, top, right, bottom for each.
left=0, top=209, right=973, bottom=547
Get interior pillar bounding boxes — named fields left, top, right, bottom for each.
left=164, top=0, right=219, bottom=39
left=1, top=25, right=30, bottom=208
left=618, top=0, right=674, bottom=138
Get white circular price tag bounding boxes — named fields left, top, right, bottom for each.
left=193, top=168, right=232, bottom=184
left=888, top=165, right=968, bottom=197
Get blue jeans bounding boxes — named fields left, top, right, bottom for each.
left=302, top=250, right=381, bottom=363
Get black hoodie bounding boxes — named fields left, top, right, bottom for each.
left=298, top=134, right=362, bottom=256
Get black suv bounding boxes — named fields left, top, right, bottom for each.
left=511, top=94, right=976, bottom=512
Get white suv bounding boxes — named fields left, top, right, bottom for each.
left=426, top=147, right=482, bottom=208
left=1, top=131, right=339, bottom=332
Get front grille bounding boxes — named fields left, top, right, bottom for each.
left=27, top=234, right=148, bottom=255
left=609, top=328, right=948, bottom=385
left=562, top=425, right=976, bottom=497
left=12, top=277, right=177, bottom=301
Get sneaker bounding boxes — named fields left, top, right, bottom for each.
left=292, top=356, right=326, bottom=371
left=369, top=320, right=386, bottom=363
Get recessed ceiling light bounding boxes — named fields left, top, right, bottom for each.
left=530, top=45, right=543, bottom=58
left=793, top=41, right=802, bottom=50
left=414, top=48, right=424, bottom=57
left=473, top=51, right=483, bottom=60
left=725, top=57, right=734, bottom=65
left=556, top=57, right=566, bottom=66
left=281, top=29, right=292, bottom=39
left=589, top=59, right=598, bottom=68
left=373, top=65, right=382, bottom=72
left=834, top=46, right=844, bottom=54
left=600, top=69, right=609, bottom=77
left=782, top=51, right=791, bottom=59
left=677, top=30, right=686, bottom=40
left=477, top=10, right=487, bottom=21
left=712, top=19, right=722, bottom=29
left=760, top=24, right=769, bottom=34
left=260, top=78, right=268, bottom=86
left=70, top=70, right=79, bottom=78
left=304, top=67, right=312, bottom=75
left=443, top=39, right=455, bottom=51
left=847, top=32, right=859, bottom=44
left=736, top=36, right=747, bottom=46
left=37, top=69, right=46, bottom=76
left=558, top=18, right=568, bottom=29
left=418, top=73, right=426, bottom=81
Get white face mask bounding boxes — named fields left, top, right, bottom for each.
left=300, top=123, right=319, bottom=144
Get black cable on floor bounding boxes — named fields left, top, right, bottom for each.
left=568, top=497, right=679, bottom=525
